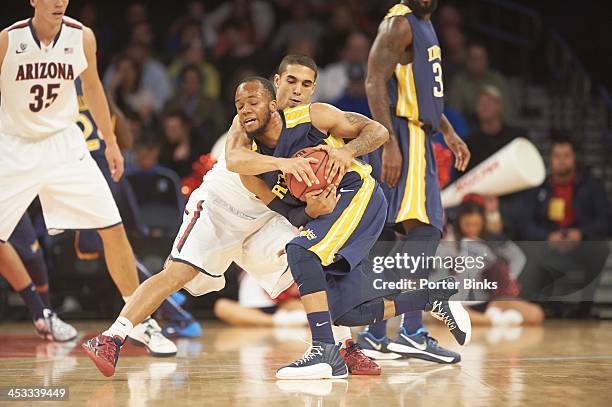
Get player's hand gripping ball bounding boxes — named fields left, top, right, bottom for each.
left=285, top=147, right=330, bottom=201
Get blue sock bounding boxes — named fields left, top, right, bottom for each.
left=18, top=283, right=46, bottom=320
left=367, top=320, right=387, bottom=339
left=307, top=311, right=335, bottom=344
left=401, top=311, right=424, bottom=335
left=394, top=289, right=429, bottom=316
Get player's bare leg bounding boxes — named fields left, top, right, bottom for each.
left=97, top=224, right=139, bottom=297
left=97, top=224, right=179, bottom=357
left=82, top=261, right=198, bottom=376
left=0, top=242, right=76, bottom=341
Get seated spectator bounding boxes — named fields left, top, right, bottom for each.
left=440, top=198, right=544, bottom=326
left=315, top=31, right=371, bottom=102
left=214, top=273, right=307, bottom=327
left=167, top=40, right=221, bottom=100
left=104, top=42, right=171, bottom=114
left=285, top=37, right=317, bottom=59
left=464, top=85, right=526, bottom=172
left=317, top=4, right=357, bottom=66
left=448, top=44, right=514, bottom=122
left=131, top=137, right=162, bottom=174
left=205, top=0, right=275, bottom=50
left=332, top=63, right=370, bottom=117
left=439, top=25, right=467, bottom=87
left=164, top=64, right=226, bottom=141
left=271, top=0, right=323, bottom=53
left=519, top=136, right=611, bottom=311
left=159, top=111, right=208, bottom=178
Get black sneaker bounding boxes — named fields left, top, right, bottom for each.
left=427, top=277, right=472, bottom=345
left=276, top=341, right=348, bottom=380
left=357, top=331, right=402, bottom=360
left=387, top=327, right=461, bottom=363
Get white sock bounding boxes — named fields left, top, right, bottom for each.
left=103, top=316, right=133, bottom=340
left=332, top=325, right=352, bottom=348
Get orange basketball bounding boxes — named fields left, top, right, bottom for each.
left=285, top=147, right=329, bottom=201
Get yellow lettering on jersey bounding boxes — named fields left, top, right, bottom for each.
left=428, top=45, right=442, bottom=62
left=272, top=173, right=288, bottom=199
left=385, top=4, right=412, bottom=19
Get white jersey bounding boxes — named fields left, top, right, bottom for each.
left=0, top=17, right=87, bottom=139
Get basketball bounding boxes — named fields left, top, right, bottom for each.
left=285, top=147, right=329, bottom=201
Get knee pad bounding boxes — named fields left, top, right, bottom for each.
left=286, top=244, right=326, bottom=297
left=334, top=299, right=385, bottom=327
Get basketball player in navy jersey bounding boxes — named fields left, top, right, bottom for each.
left=228, top=77, right=470, bottom=379
left=0, top=0, right=174, bottom=355
left=357, top=0, right=472, bottom=364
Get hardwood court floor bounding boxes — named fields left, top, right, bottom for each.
left=1, top=320, right=611, bottom=406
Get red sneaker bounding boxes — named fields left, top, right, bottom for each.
left=340, top=340, right=382, bottom=375
left=82, top=334, right=123, bottom=377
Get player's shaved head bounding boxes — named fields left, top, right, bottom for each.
left=237, top=76, right=276, bottom=102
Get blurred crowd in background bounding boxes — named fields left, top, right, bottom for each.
left=2, top=0, right=611, bottom=321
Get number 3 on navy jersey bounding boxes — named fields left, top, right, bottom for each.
left=29, top=83, right=60, bottom=112
left=432, top=62, right=444, bottom=98
left=75, top=112, right=102, bottom=151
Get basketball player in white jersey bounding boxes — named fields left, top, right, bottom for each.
left=0, top=0, right=175, bottom=356
left=84, top=54, right=381, bottom=377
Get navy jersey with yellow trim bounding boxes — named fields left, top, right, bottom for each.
left=255, top=104, right=372, bottom=208
left=75, top=77, right=110, bottom=159
left=386, top=3, right=444, bottom=132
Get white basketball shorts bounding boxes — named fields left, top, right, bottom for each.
left=0, top=124, right=121, bottom=242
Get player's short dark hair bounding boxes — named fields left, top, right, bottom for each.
left=278, top=54, right=318, bottom=80
left=237, top=76, right=276, bottom=101
left=550, top=133, right=578, bottom=154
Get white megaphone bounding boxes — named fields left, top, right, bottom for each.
left=441, top=137, right=546, bottom=208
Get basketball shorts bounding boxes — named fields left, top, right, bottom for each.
left=171, top=184, right=295, bottom=299
left=0, top=125, right=121, bottom=242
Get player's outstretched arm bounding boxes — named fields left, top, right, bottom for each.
left=225, top=115, right=319, bottom=186
left=311, top=103, right=389, bottom=185
left=366, top=16, right=412, bottom=187
left=81, top=26, right=123, bottom=182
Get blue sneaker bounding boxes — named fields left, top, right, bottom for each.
left=387, top=328, right=460, bottom=364
left=162, top=320, right=202, bottom=338
left=357, top=331, right=402, bottom=360
left=170, top=292, right=186, bottom=306
left=276, top=341, right=348, bottom=380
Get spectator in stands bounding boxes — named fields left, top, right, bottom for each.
left=519, top=136, right=611, bottom=309
left=437, top=4, right=463, bottom=29
left=167, top=41, right=221, bottom=100
left=464, top=85, right=526, bottom=172
left=286, top=37, right=317, bottom=59
left=106, top=54, right=149, bottom=118
left=440, top=25, right=467, bottom=88
left=317, top=4, right=357, bottom=66
left=164, top=64, right=226, bottom=141
left=460, top=85, right=528, bottom=239
left=315, top=31, right=371, bottom=102
left=159, top=111, right=207, bottom=178
left=271, top=0, right=323, bottom=53
left=132, top=137, right=162, bottom=174
left=448, top=44, right=514, bottom=122
left=104, top=42, right=172, bottom=113
left=205, top=0, right=275, bottom=50
left=332, top=63, right=371, bottom=117
left=165, top=1, right=208, bottom=57
left=439, top=198, right=544, bottom=326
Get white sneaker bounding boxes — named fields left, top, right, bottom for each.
left=33, top=309, right=77, bottom=342
left=128, top=318, right=177, bottom=357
